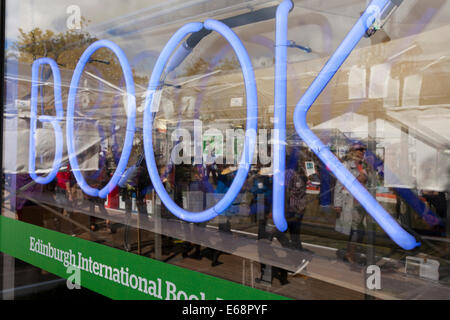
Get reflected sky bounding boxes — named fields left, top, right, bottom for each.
left=6, top=0, right=450, bottom=63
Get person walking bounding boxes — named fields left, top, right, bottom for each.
left=334, top=142, right=370, bottom=264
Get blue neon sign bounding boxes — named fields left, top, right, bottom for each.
left=27, top=0, right=419, bottom=250
left=66, top=40, right=137, bottom=198
left=292, top=0, right=418, bottom=250
left=272, top=0, right=292, bottom=233
left=29, top=58, right=64, bottom=185
left=143, top=20, right=258, bottom=222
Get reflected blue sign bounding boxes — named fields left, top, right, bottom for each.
left=29, top=58, right=64, bottom=185
left=28, top=0, right=419, bottom=250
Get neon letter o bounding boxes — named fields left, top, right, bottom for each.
left=143, top=20, right=258, bottom=222
left=67, top=40, right=136, bottom=198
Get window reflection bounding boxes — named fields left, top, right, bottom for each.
left=2, top=0, right=450, bottom=300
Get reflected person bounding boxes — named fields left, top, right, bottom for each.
left=334, top=142, right=370, bottom=264
left=274, top=157, right=308, bottom=251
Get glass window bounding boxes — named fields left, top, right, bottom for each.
left=2, top=0, right=450, bottom=300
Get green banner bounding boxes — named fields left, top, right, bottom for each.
left=0, top=216, right=287, bottom=300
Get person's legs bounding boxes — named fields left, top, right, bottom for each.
left=88, top=198, right=98, bottom=231
left=54, top=187, right=68, bottom=231
left=123, top=191, right=133, bottom=251
left=96, top=197, right=115, bottom=232
left=288, top=211, right=304, bottom=250
left=137, top=198, right=148, bottom=216
left=346, top=206, right=365, bottom=264
left=89, top=216, right=98, bottom=231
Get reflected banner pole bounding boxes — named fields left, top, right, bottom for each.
left=292, top=0, right=419, bottom=250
